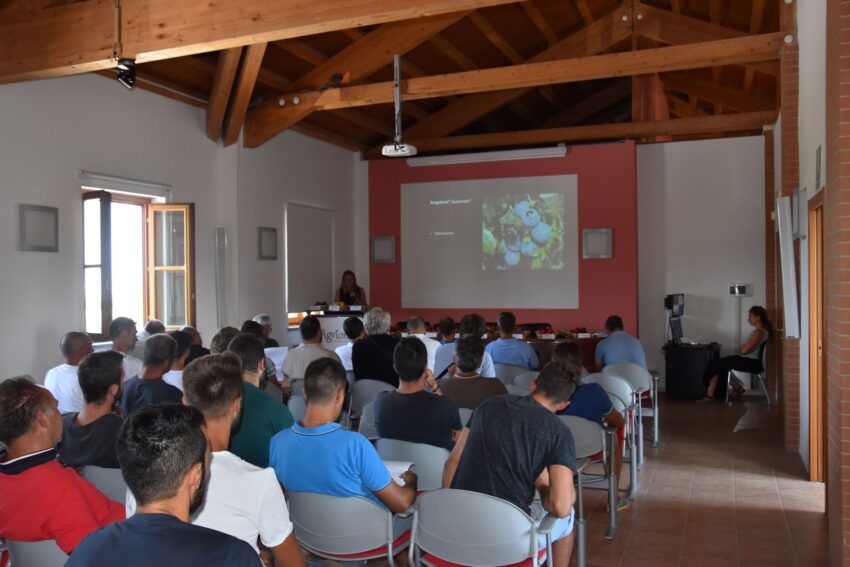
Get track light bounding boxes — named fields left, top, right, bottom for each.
left=116, top=59, right=136, bottom=89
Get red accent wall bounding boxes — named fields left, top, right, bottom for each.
left=368, top=141, right=638, bottom=333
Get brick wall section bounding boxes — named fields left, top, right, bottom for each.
left=764, top=130, right=780, bottom=398
left=826, top=1, right=850, bottom=565
left=780, top=31, right=801, bottom=452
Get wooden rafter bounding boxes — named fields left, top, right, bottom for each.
left=540, top=80, right=631, bottom=129
left=246, top=32, right=783, bottom=121
left=403, top=111, right=777, bottom=153
left=245, top=11, right=468, bottom=146
left=206, top=48, right=243, bottom=141
left=275, top=39, right=328, bottom=67
left=521, top=1, right=559, bottom=46
left=709, top=0, right=723, bottom=113
left=743, top=0, right=767, bottom=93
left=662, top=72, right=775, bottom=113
left=0, top=0, right=520, bottom=83
left=667, top=93, right=709, bottom=118
left=95, top=70, right=207, bottom=109
left=222, top=43, right=267, bottom=146
left=574, top=0, right=594, bottom=24
left=394, top=5, right=634, bottom=141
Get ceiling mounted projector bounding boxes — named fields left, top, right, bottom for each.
left=382, top=54, right=417, bottom=158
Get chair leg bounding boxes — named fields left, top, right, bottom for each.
left=576, top=470, right=586, bottom=567
left=651, top=377, right=660, bottom=447
left=725, top=371, right=733, bottom=405
left=627, top=420, right=639, bottom=500
left=758, top=373, right=771, bottom=407
left=635, top=401, right=644, bottom=469
left=604, top=428, right=620, bottom=540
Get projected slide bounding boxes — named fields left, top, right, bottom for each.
left=401, top=175, right=578, bottom=309
left=482, top=193, right=564, bottom=270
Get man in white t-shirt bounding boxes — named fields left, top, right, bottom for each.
left=162, top=330, right=192, bottom=391
left=283, top=316, right=340, bottom=383
left=109, top=317, right=144, bottom=380
left=127, top=352, right=305, bottom=567
left=406, top=316, right=441, bottom=373
left=334, top=316, right=364, bottom=372
left=44, top=331, right=93, bottom=414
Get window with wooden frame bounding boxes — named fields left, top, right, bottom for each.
left=82, top=191, right=195, bottom=340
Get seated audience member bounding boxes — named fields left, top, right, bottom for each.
left=121, top=334, right=182, bottom=416
left=437, top=317, right=457, bottom=345
left=131, top=319, right=166, bottom=360
left=283, top=315, right=340, bottom=384
left=110, top=316, right=143, bottom=381
left=60, top=352, right=125, bottom=469
left=163, top=330, right=192, bottom=392
left=0, top=376, right=124, bottom=554
left=228, top=334, right=294, bottom=468
left=434, top=313, right=497, bottom=378
left=485, top=311, right=540, bottom=370
left=406, top=316, right=441, bottom=372
left=44, top=331, right=93, bottom=414
left=210, top=326, right=240, bottom=354
left=253, top=313, right=280, bottom=348
left=351, top=307, right=400, bottom=386
left=335, top=316, right=364, bottom=372
left=181, top=326, right=211, bottom=365
left=552, top=344, right=628, bottom=508
left=66, top=404, right=261, bottom=566
left=374, top=338, right=462, bottom=451
left=594, top=315, right=647, bottom=370
left=126, top=354, right=305, bottom=566
left=241, top=320, right=280, bottom=389
left=269, top=358, right=417, bottom=542
left=143, top=319, right=165, bottom=337
left=443, top=363, right=578, bottom=566
left=439, top=336, right=508, bottom=409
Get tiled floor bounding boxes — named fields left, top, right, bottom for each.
left=578, top=395, right=828, bottom=567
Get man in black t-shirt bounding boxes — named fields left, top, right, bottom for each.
left=60, top=351, right=125, bottom=468
left=67, top=404, right=261, bottom=567
left=121, top=334, right=183, bottom=416
left=443, top=363, right=579, bottom=566
left=374, top=338, right=462, bottom=451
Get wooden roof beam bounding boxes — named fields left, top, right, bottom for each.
left=743, top=0, right=767, bottom=93
left=206, top=48, right=243, bottom=141
left=0, top=0, right=520, bottom=83
left=403, top=111, right=777, bottom=153
left=521, top=1, right=559, bottom=46
left=574, top=0, right=594, bottom=25
left=540, top=79, right=631, bottom=128
left=661, top=72, right=776, bottom=113
left=222, top=43, right=267, bottom=146
left=245, top=11, right=468, bottom=146
left=275, top=39, right=329, bottom=67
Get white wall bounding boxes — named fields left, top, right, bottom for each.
left=638, top=137, right=767, bottom=388
left=797, top=0, right=827, bottom=470
left=0, top=73, right=361, bottom=379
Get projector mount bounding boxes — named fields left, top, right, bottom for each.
left=382, top=54, right=418, bottom=157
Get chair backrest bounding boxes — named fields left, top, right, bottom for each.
left=289, top=378, right=304, bottom=398
left=414, top=489, right=537, bottom=567
left=602, top=362, right=652, bottom=393
left=558, top=415, right=604, bottom=459
left=345, top=370, right=355, bottom=388
left=82, top=465, right=128, bottom=503
left=582, top=373, right=634, bottom=413
left=375, top=438, right=450, bottom=491
left=358, top=400, right=378, bottom=439
left=505, top=384, right=530, bottom=396
left=512, top=371, right=538, bottom=389
left=6, top=539, right=68, bottom=566
left=493, top=363, right=529, bottom=385
left=458, top=407, right=473, bottom=426
left=287, top=492, right=391, bottom=556
left=757, top=340, right=768, bottom=370
left=351, top=379, right=394, bottom=416
left=287, top=394, right=307, bottom=424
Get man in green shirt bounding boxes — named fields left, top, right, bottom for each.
left=227, top=333, right=294, bottom=468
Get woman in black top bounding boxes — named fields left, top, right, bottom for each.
left=334, top=270, right=367, bottom=306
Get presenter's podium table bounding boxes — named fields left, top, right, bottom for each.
left=663, top=342, right=721, bottom=399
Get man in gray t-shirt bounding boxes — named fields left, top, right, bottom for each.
left=443, top=362, right=579, bottom=566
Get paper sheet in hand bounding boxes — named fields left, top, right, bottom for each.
left=383, top=460, right=413, bottom=486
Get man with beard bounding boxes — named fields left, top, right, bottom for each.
left=125, top=354, right=305, bottom=566
left=66, top=404, right=261, bottom=566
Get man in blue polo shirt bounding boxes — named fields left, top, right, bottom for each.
left=485, top=311, right=540, bottom=370
left=594, top=315, right=647, bottom=370
left=269, top=358, right=417, bottom=547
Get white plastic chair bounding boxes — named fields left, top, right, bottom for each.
left=410, top=489, right=555, bottom=567
left=583, top=372, right=640, bottom=499
left=603, top=362, right=655, bottom=464
left=287, top=492, right=408, bottom=567
left=82, top=465, right=127, bottom=503
left=6, top=539, right=68, bottom=566
left=513, top=371, right=538, bottom=390
left=264, top=347, right=289, bottom=373
left=375, top=438, right=450, bottom=491
left=287, top=394, right=307, bottom=424
left=351, top=379, right=394, bottom=419
left=359, top=400, right=379, bottom=439
left=493, top=363, right=529, bottom=386
left=458, top=407, right=473, bottom=426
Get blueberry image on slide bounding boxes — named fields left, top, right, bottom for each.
left=521, top=208, right=541, bottom=228
left=504, top=236, right=521, bottom=252
left=514, top=200, right=530, bottom=218
left=504, top=249, right=520, bottom=266
left=482, top=192, right=564, bottom=270
left=532, top=222, right=551, bottom=245
left=521, top=241, right=538, bottom=257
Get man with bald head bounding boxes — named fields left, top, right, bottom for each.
left=44, top=332, right=93, bottom=414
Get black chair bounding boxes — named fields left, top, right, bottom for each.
left=725, top=341, right=770, bottom=406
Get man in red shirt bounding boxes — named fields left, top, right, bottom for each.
left=0, top=376, right=124, bottom=555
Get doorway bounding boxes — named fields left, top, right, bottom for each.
left=808, top=198, right=826, bottom=483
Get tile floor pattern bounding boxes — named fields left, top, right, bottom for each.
left=577, top=396, right=827, bottom=567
